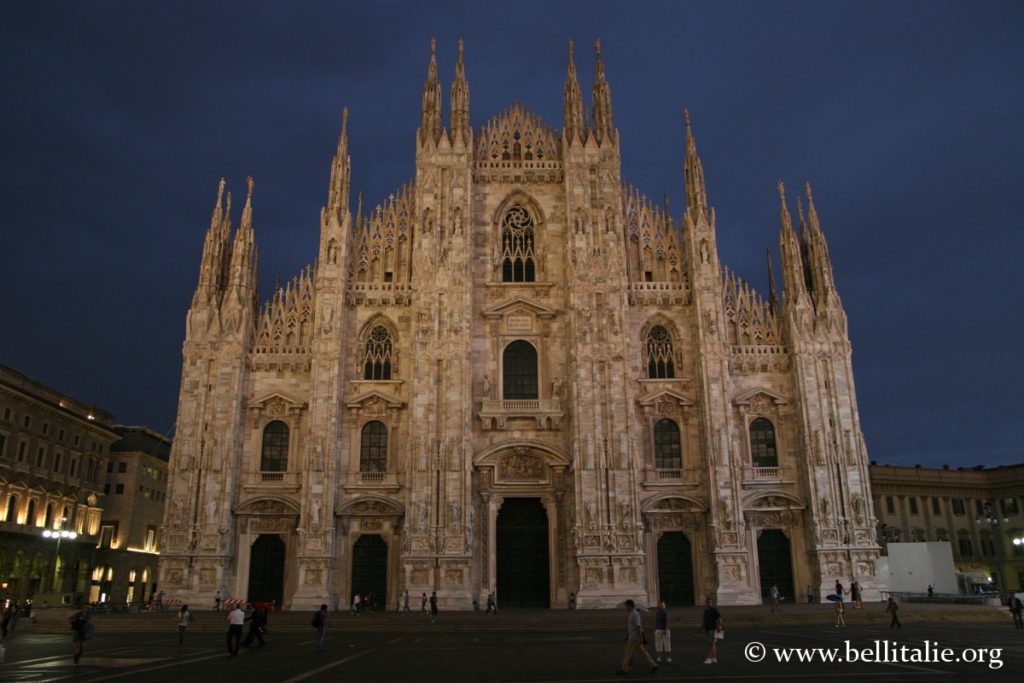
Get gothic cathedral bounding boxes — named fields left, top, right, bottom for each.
left=159, top=40, right=882, bottom=609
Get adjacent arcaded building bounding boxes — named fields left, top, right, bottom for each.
left=158, top=40, right=882, bottom=609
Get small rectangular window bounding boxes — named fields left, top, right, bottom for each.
left=931, top=497, right=941, bottom=515
left=886, top=496, right=895, bottom=514
left=36, top=447, right=45, bottom=467
left=18, top=440, right=28, bottom=462
left=1002, top=497, right=1019, bottom=515
left=23, top=416, right=30, bottom=428
left=42, top=422, right=48, bottom=435
left=909, top=498, right=919, bottom=515
left=975, top=499, right=985, bottom=516
left=73, top=434, right=80, bottom=446
left=104, top=483, right=110, bottom=494
left=53, top=453, right=62, bottom=472
left=952, top=499, right=965, bottom=515
left=118, top=462, right=127, bottom=473
left=0, top=433, right=6, bottom=458
left=115, top=483, right=124, bottom=494
left=958, top=537, right=973, bottom=557
left=107, top=461, right=113, bottom=473
left=59, top=428, right=64, bottom=440
left=70, top=459, right=77, bottom=477
left=2, top=408, right=10, bottom=421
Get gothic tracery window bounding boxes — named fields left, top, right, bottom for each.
left=363, top=325, right=393, bottom=380
left=360, top=421, right=388, bottom=472
left=645, top=325, right=676, bottom=378
left=261, top=421, right=289, bottom=472
left=500, top=205, right=536, bottom=282
left=749, top=417, right=778, bottom=468
left=502, top=340, right=538, bottom=400
left=653, top=419, right=682, bottom=470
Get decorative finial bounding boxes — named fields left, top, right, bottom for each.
left=458, top=38, right=464, bottom=57
left=805, top=181, right=813, bottom=200
left=430, top=37, right=436, bottom=55
left=246, top=176, right=255, bottom=201
left=342, top=106, right=349, bottom=129
left=568, top=38, right=575, bottom=58
left=777, top=180, right=785, bottom=199
left=684, top=108, right=691, bottom=128
left=595, top=38, right=602, bottom=56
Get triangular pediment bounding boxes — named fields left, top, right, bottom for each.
left=731, top=388, right=787, bottom=406
left=248, top=391, right=307, bottom=411
left=481, top=297, right=556, bottom=319
left=346, top=390, right=405, bottom=410
left=475, top=101, right=561, bottom=164
left=637, top=388, right=692, bottom=407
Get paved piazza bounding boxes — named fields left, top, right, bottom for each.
left=1, top=620, right=1020, bottom=681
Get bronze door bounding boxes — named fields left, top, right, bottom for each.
left=247, top=534, right=285, bottom=606
left=657, top=531, right=695, bottom=606
left=757, top=529, right=794, bottom=603
left=496, top=498, right=550, bottom=608
left=351, top=534, right=388, bottom=606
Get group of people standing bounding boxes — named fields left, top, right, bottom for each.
left=616, top=598, right=723, bottom=674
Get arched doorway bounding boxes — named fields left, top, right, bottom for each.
left=657, top=532, right=694, bottom=606
left=351, top=534, right=387, bottom=606
left=247, top=535, right=285, bottom=606
left=496, top=498, right=550, bottom=607
left=757, top=529, right=794, bottom=603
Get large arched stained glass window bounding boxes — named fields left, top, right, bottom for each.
left=261, top=421, right=289, bottom=472
left=653, top=419, right=682, bottom=470
left=645, top=325, right=676, bottom=378
left=502, top=340, right=538, bottom=400
left=749, top=418, right=778, bottom=468
left=360, top=421, right=388, bottom=472
left=363, top=326, right=393, bottom=380
left=501, top=205, right=536, bottom=282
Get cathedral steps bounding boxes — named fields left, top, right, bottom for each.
left=22, top=603, right=1006, bottom=634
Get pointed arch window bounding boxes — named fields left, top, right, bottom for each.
left=260, top=421, right=289, bottom=472
left=501, top=205, right=536, bottom=282
left=749, top=417, right=778, bottom=468
left=645, top=325, right=676, bottom=378
left=653, top=419, right=682, bottom=470
left=502, top=340, right=538, bottom=399
left=363, top=325, right=393, bottom=380
left=360, top=421, right=388, bottom=473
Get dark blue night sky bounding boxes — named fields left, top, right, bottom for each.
left=1, top=1, right=1021, bottom=467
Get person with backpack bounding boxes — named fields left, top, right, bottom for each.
left=68, top=605, right=91, bottom=664
left=312, top=604, right=328, bottom=651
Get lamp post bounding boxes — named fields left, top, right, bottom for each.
left=42, top=517, right=77, bottom=594
left=975, top=502, right=1009, bottom=601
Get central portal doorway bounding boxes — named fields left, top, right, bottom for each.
left=247, top=534, right=285, bottom=607
left=657, top=531, right=695, bottom=606
left=757, top=529, right=794, bottom=603
left=496, top=497, right=550, bottom=607
left=351, top=534, right=388, bottom=606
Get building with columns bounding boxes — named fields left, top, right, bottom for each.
left=158, top=40, right=882, bottom=609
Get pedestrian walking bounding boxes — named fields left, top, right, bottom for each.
left=214, top=590, right=222, bottom=611
left=176, top=605, right=192, bottom=644
left=834, top=598, right=845, bottom=628
left=156, top=590, right=165, bottom=611
left=226, top=603, right=245, bottom=656
left=806, top=585, right=814, bottom=604
left=429, top=591, right=438, bottom=618
left=769, top=584, right=780, bottom=614
left=402, top=590, right=411, bottom=612
left=351, top=593, right=361, bottom=615
left=1, top=602, right=13, bottom=639
left=312, top=604, right=328, bottom=651
left=68, top=605, right=91, bottom=665
left=927, top=584, right=934, bottom=599
left=887, top=597, right=901, bottom=629
left=1010, top=596, right=1023, bottom=629
left=486, top=591, right=497, bottom=615
left=834, top=580, right=845, bottom=600
left=615, top=599, right=657, bottom=674
left=7, top=601, right=19, bottom=637
left=851, top=581, right=863, bottom=609
left=654, top=600, right=671, bottom=663
left=421, top=592, right=428, bottom=613
left=700, top=597, right=722, bottom=664
left=241, top=604, right=267, bottom=648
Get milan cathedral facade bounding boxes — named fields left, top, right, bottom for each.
left=158, top=40, right=882, bottom=609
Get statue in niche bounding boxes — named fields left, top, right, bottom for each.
left=586, top=501, right=597, bottom=531
left=481, top=375, right=491, bottom=398
left=820, top=497, right=831, bottom=521
left=206, top=498, right=218, bottom=525
left=551, top=376, right=563, bottom=398
left=448, top=502, right=462, bottom=524
left=311, top=499, right=321, bottom=529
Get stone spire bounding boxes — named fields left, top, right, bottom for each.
left=683, top=109, right=708, bottom=216
left=449, top=39, right=470, bottom=146
left=767, top=248, right=780, bottom=314
left=563, top=39, right=585, bottom=144
left=777, top=180, right=808, bottom=305
left=228, top=176, right=257, bottom=297
left=590, top=39, right=614, bottom=145
left=326, top=108, right=351, bottom=226
left=802, top=182, right=839, bottom=307
left=193, top=178, right=233, bottom=307
left=420, top=37, right=443, bottom=147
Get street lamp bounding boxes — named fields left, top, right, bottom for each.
left=42, top=517, right=77, bottom=593
left=975, top=502, right=1009, bottom=601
